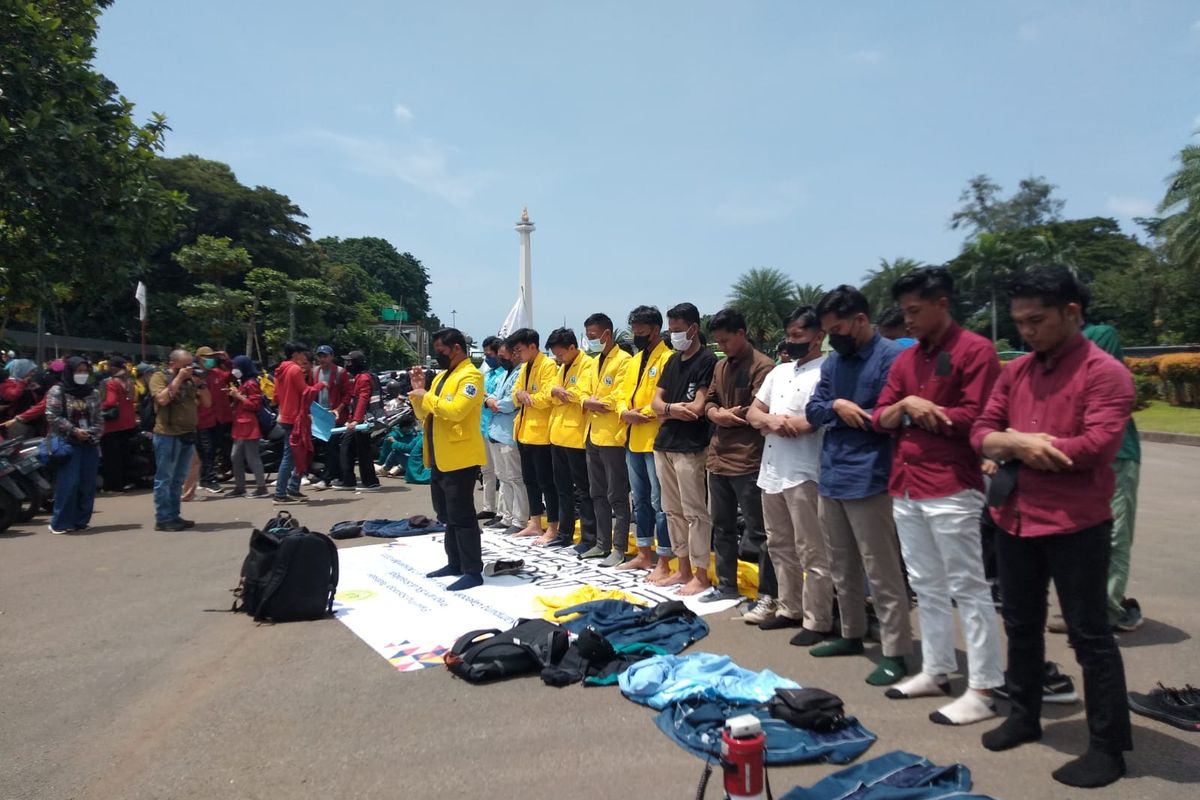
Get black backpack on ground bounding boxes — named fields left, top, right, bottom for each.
left=444, top=618, right=569, bottom=684
left=231, top=512, right=339, bottom=622
left=768, top=687, right=847, bottom=732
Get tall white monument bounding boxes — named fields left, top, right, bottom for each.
left=515, top=207, right=535, bottom=327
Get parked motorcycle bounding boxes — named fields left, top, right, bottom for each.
left=0, top=436, right=53, bottom=530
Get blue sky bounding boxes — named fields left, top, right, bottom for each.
left=95, top=1, right=1200, bottom=339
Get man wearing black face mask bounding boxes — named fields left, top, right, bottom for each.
left=805, top=285, right=913, bottom=688
left=336, top=350, right=382, bottom=493
left=747, top=306, right=834, bottom=641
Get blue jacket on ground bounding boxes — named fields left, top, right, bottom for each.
left=654, top=699, right=876, bottom=766
left=619, top=652, right=799, bottom=710
left=554, top=600, right=709, bottom=655
left=779, top=750, right=992, bottom=800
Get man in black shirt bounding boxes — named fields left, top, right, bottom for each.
left=651, top=302, right=717, bottom=595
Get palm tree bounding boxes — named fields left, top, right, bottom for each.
left=729, top=267, right=795, bottom=346
left=791, top=282, right=826, bottom=308
left=861, top=257, right=924, bottom=317
left=1158, top=141, right=1200, bottom=271
left=957, top=233, right=1016, bottom=342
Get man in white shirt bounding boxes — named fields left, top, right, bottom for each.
left=747, top=306, right=834, bottom=646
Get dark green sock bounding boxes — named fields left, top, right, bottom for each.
left=866, top=655, right=909, bottom=686
left=809, top=637, right=865, bottom=658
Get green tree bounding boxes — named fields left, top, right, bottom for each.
left=317, top=236, right=431, bottom=322
left=861, top=257, right=923, bottom=317
left=172, top=235, right=252, bottom=287
left=729, top=267, right=795, bottom=348
left=950, top=174, right=1065, bottom=235
left=791, top=282, right=826, bottom=308
left=1158, top=140, right=1200, bottom=272
left=0, top=0, right=184, bottom=335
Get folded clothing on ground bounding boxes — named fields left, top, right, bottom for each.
left=619, top=652, right=799, bottom=710
left=533, top=586, right=647, bottom=622
left=360, top=517, right=446, bottom=538
left=654, top=698, right=876, bottom=766
left=540, top=626, right=667, bottom=687
left=554, top=599, right=709, bottom=654
left=779, top=750, right=993, bottom=800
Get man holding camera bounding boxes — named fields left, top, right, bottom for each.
left=150, top=349, right=210, bottom=531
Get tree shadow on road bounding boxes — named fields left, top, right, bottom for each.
left=73, top=523, right=142, bottom=535
left=1042, top=718, right=1200, bottom=784
left=190, top=521, right=247, bottom=532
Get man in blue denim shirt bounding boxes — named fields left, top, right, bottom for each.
left=805, top=285, right=913, bottom=686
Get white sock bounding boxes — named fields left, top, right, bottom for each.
left=885, top=672, right=951, bottom=699
left=929, top=689, right=997, bottom=726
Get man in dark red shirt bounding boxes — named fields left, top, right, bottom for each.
left=194, top=346, right=232, bottom=494
left=273, top=342, right=312, bottom=504
left=335, top=350, right=381, bottom=493
left=971, top=267, right=1134, bottom=789
left=873, top=267, right=1004, bottom=727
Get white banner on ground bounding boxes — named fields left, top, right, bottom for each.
left=334, top=530, right=739, bottom=674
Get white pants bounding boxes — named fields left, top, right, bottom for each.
left=894, top=489, right=1004, bottom=690
left=480, top=437, right=497, bottom=513
left=489, top=441, right=526, bottom=526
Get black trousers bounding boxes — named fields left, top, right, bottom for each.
left=339, top=427, right=378, bottom=488
left=996, top=521, right=1132, bottom=754
left=197, top=426, right=218, bottom=485
left=552, top=445, right=596, bottom=546
left=100, top=428, right=134, bottom=491
left=759, top=549, right=778, bottom=599
left=215, top=421, right=233, bottom=474
left=322, top=431, right=344, bottom=486
left=587, top=443, right=631, bottom=553
left=709, top=471, right=769, bottom=594
left=518, top=442, right=557, bottom=523
left=431, top=465, right=483, bottom=575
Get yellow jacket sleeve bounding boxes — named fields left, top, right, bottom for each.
left=422, top=370, right=483, bottom=423
left=606, top=355, right=632, bottom=415
left=527, top=356, right=557, bottom=410
left=563, top=356, right=596, bottom=406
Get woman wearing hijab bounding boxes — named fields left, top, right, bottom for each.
left=45, top=357, right=103, bottom=534
left=226, top=356, right=268, bottom=497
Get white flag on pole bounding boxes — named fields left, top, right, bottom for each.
left=135, top=282, right=148, bottom=322
left=497, top=292, right=528, bottom=338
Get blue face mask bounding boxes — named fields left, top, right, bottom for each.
left=485, top=355, right=499, bottom=369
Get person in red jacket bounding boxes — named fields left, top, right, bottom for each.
left=273, top=341, right=312, bottom=504
left=311, top=344, right=353, bottom=490
left=100, top=357, right=139, bottom=491
left=226, top=355, right=267, bottom=497
left=194, top=346, right=232, bottom=493
left=334, top=350, right=381, bottom=492
left=211, top=349, right=236, bottom=479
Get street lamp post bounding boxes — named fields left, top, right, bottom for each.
left=286, top=291, right=298, bottom=341
left=451, top=309, right=457, bottom=329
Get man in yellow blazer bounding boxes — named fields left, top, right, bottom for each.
left=409, top=328, right=487, bottom=591
left=546, top=327, right=599, bottom=553
left=617, top=305, right=675, bottom=582
left=581, top=312, right=633, bottom=567
left=507, top=328, right=560, bottom=543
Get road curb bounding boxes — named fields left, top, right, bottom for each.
left=1140, top=431, right=1200, bottom=447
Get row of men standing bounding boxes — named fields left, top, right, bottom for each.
left=411, top=264, right=1135, bottom=789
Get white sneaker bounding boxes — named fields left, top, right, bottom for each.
left=742, top=595, right=778, bottom=624
left=48, top=524, right=69, bottom=535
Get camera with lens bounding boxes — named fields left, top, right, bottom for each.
left=191, top=357, right=208, bottom=379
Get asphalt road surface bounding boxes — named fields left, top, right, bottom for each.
left=3, top=443, right=1198, bottom=800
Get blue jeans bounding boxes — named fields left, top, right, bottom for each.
left=275, top=423, right=300, bottom=498
left=152, top=434, right=194, bottom=524
left=626, top=449, right=670, bottom=555
left=51, top=441, right=99, bottom=531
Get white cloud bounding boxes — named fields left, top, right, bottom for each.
left=847, top=49, right=884, bottom=65
left=1018, top=23, right=1040, bottom=42
left=713, top=183, right=803, bottom=226
left=392, top=103, right=413, bottom=123
left=305, top=130, right=492, bottom=206
left=1105, top=195, right=1155, bottom=217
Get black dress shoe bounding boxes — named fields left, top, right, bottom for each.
left=758, top=614, right=803, bottom=631
left=175, top=518, right=195, bottom=529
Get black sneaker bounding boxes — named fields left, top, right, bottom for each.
left=226, top=489, right=247, bottom=498
left=1114, top=598, right=1144, bottom=632
left=155, top=520, right=186, bottom=532
left=175, top=518, right=195, bottom=529
left=1128, top=683, right=1200, bottom=732
left=994, top=661, right=1079, bottom=705
left=274, top=494, right=300, bottom=505
left=287, top=490, right=309, bottom=501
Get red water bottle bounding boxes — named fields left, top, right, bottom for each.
left=721, top=714, right=765, bottom=800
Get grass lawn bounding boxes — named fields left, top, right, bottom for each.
left=1133, top=400, right=1200, bottom=435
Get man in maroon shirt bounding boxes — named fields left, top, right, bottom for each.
left=873, top=267, right=1004, bottom=727
left=273, top=341, right=313, bottom=504
left=971, top=267, right=1134, bottom=789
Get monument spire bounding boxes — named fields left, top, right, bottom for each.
left=515, top=207, right=535, bottom=327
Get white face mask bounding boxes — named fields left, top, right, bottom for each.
left=73, top=373, right=89, bottom=385
left=584, top=337, right=604, bottom=354
left=670, top=330, right=693, bottom=351
left=231, top=369, right=243, bottom=380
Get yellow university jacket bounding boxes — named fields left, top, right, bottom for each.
left=549, top=352, right=598, bottom=449
left=413, top=358, right=486, bottom=472
left=587, top=347, right=632, bottom=448
left=621, top=340, right=673, bottom=453
left=512, top=351, right=559, bottom=445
